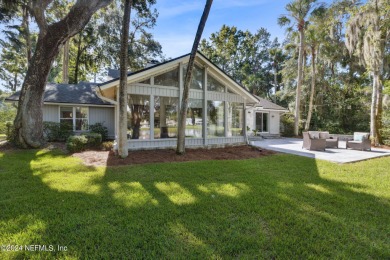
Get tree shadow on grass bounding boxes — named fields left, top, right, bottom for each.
left=0, top=150, right=389, bottom=259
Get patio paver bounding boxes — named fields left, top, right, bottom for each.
left=251, top=138, right=390, bottom=163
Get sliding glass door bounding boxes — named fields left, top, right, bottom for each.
left=255, top=112, right=269, bottom=133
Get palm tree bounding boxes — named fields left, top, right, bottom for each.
left=278, top=0, right=323, bottom=136
left=346, top=0, right=389, bottom=145
left=304, top=26, right=321, bottom=131
left=176, top=0, right=213, bottom=155
left=269, top=47, right=284, bottom=96
left=118, top=0, right=133, bottom=158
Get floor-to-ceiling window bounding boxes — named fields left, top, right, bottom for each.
left=207, top=101, right=225, bottom=137
left=154, top=96, right=179, bottom=139
left=128, top=95, right=150, bottom=140
left=186, top=99, right=203, bottom=138
left=227, top=102, right=243, bottom=136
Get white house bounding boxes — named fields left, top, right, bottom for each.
left=6, top=52, right=287, bottom=149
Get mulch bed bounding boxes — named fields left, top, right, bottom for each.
left=73, top=146, right=276, bottom=167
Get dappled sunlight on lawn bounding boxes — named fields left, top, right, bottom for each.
left=197, top=183, right=250, bottom=197
left=1, top=149, right=390, bottom=258
left=305, top=183, right=333, bottom=194
left=0, top=215, right=47, bottom=256
left=155, top=182, right=196, bottom=205
left=108, top=182, right=159, bottom=207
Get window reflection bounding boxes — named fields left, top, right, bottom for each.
left=227, top=102, right=243, bottom=136
left=128, top=95, right=150, bottom=140
left=186, top=99, right=203, bottom=138
left=154, top=68, right=179, bottom=87
left=207, top=101, right=225, bottom=137
left=154, top=96, right=179, bottom=139
left=183, top=64, right=204, bottom=90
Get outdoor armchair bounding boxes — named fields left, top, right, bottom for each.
left=346, top=132, right=371, bottom=151
left=302, top=132, right=326, bottom=151
left=319, top=131, right=339, bottom=148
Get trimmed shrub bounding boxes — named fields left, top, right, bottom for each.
left=66, top=135, right=88, bottom=153
left=43, top=121, right=73, bottom=142
left=101, top=141, right=114, bottom=151
left=82, top=132, right=102, bottom=148
left=89, top=122, right=108, bottom=141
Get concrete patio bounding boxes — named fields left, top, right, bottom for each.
left=251, top=138, right=390, bottom=163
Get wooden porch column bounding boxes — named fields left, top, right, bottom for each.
left=150, top=95, right=154, bottom=140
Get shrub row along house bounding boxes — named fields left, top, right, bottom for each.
left=6, top=52, right=287, bottom=150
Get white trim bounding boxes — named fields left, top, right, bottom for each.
left=59, top=105, right=89, bottom=131
left=95, top=88, right=118, bottom=105
left=255, top=111, right=270, bottom=133
left=99, top=56, right=189, bottom=90
left=98, top=54, right=258, bottom=104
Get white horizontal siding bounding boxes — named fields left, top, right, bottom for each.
left=89, top=107, right=115, bottom=138
left=43, top=105, right=59, bottom=122
left=127, top=137, right=244, bottom=150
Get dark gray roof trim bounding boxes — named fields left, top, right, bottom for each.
left=6, top=82, right=113, bottom=106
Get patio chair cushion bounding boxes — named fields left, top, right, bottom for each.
left=308, top=131, right=320, bottom=139
left=319, top=132, right=330, bottom=139
left=354, top=133, right=369, bottom=141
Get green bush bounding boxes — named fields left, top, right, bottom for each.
left=381, top=110, right=390, bottom=145
left=43, top=121, right=73, bottom=142
left=82, top=133, right=102, bottom=148
left=66, top=135, right=88, bottom=153
left=280, top=113, right=295, bottom=137
left=5, top=121, right=17, bottom=143
left=89, top=122, right=108, bottom=141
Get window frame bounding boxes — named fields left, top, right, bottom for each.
left=59, top=106, right=89, bottom=132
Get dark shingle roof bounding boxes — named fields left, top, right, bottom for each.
left=255, top=96, right=288, bottom=111
left=6, top=82, right=113, bottom=106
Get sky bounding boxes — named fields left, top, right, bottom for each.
left=151, top=0, right=332, bottom=59
left=0, top=0, right=336, bottom=91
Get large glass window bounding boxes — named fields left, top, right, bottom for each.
left=227, top=102, right=243, bottom=136
left=186, top=99, right=203, bottom=138
left=154, top=97, right=179, bottom=139
left=154, top=68, right=179, bottom=87
left=256, top=112, right=269, bottom=132
left=60, top=106, right=88, bottom=131
left=207, top=74, right=225, bottom=92
left=207, top=101, right=225, bottom=137
left=183, top=64, right=204, bottom=90
left=128, top=95, right=150, bottom=140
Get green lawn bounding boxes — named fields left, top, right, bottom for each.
left=0, top=149, right=389, bottom=259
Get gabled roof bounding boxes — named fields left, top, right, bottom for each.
left=6, top=82, right=113, bottom=106
left=255, top=96, right=288, bottom=111
left=98, top=51, right=259, bottom=104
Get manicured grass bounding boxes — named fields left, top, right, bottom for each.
left=0, top=150, right=389, bottom=259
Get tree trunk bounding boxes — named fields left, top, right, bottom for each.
left=74, top=34, right=82, bottom=84
left=13, top=0, right=114, bottom=148
left=370, top=73, right=378, bottom=145
left=176, top=0, right=213, bottom=155
left=118, top=0, right=133, bottom=158
left=62, top=40, right=70, bottom=84
left=294, top=28, right=305, bottom=136
left=374, top=73, right=383, bottom=145
left=22, top=6, right=32, bottom=63
left=305, top=46, right=316, bottom=131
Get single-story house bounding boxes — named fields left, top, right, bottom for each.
left=6, top=52, right=287, bottom=149
left=6, top=82, right=116, bottom=139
